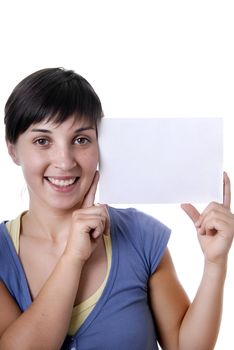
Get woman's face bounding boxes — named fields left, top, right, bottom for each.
left=7, top=116, right=99, bottom=212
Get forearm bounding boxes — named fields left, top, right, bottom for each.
left=178, top=259, right=227, bottom=350
left=0, top=253, right=84, bottom=350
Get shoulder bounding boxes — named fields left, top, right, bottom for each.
left=108, top=206, right=170, bottom=238
left=0, top=221, right=30, bottom=311
left=107, top=206, right=171, bottom=274
left=0, top=221, right=12, bottom=249
left=0, top=221, right=17, bottom=278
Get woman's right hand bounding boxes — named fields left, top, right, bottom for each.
left=64, top=171, right=110, bottom=262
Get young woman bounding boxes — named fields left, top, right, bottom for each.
left=0, top=67, right=233, bottom=350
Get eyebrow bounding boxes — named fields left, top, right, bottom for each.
left=30, top=126, right=96, bottom=134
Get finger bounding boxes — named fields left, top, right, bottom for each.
left=197, top=217, right=229, bottom=236
left=197, top=211, right=231, bottom=235
left=72, top=208, right=108, bottom=235
left=84, top=204, right=110, bottom=235
left=198, top=210, right=233, bottom=226
left=223, top=171, right=231, bottom=209
left=89, top=219, right=106, bottom=239
left=181, top=203, right=200, bottom=224
left=89, top=204, right=110, bottom=236
left=72, top=213, right=105, bottom=237
left=82, top=171, right=100, bottom=209
left=196, top=201, right=232, bottom=227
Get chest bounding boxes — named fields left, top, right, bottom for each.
left=61, top=239, right=158, bottom=350
left=19, top=235, right=107, bottom=304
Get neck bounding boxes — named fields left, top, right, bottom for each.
left=21, top=206, right=74, bottom=244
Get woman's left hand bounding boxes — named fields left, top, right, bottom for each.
left=181, top=172, right=234, bottom=264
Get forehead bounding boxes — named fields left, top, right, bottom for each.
left=28, top=116, right=96, bottom=133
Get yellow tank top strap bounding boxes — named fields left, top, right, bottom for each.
left=5, top=212, right=26, bottom=254
left=68, top=233, right=112, bottom=335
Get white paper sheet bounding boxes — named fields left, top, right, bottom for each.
left=98, top=118, right=223, bottom=204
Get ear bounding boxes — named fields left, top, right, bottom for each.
left=6, top=142, right=20, bottom=165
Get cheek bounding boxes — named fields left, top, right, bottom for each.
left=20, top=156, right=46, bottom=181
left=82, top=148, right=99, bottom=172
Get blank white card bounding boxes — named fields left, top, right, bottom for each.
left=98, top=118, right=223, bottom=204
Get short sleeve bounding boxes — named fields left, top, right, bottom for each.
left=134, top=210, right=171, bottom=275
left=0, top=222, right=31, bottom=310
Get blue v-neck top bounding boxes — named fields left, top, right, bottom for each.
left=0, top=207, right=171, bottom=350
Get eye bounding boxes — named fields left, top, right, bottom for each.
left=34, top=138, right=50, bottom=146
left=74, top=137, right=90, bottom=145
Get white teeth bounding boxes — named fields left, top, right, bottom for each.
left=47, top=177, right=77, bottom=187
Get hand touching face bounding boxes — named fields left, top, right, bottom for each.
left=65, top=171, right=110, bottom=262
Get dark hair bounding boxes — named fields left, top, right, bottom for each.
left=4, top=67, right=104, bottom=143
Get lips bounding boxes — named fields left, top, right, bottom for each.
left=45, top=177, right=79, bottom=188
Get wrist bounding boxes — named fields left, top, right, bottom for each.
left=203, top=258, right=227, bottom=279
left=62, top=250, right=86, bottom=268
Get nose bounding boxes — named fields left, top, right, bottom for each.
left=51, top=147, right=77, bottom=171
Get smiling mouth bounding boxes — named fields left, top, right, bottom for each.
left=45, top=177, right=79, bottom=187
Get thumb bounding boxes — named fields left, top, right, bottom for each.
left=181, top=203, right=200, bottom=224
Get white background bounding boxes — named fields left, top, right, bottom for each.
left=0, top=1, right=234, bottom=348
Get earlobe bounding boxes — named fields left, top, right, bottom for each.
left=6, top=142, right=20, bottom=165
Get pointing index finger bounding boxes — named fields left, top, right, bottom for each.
left=82, top=171, right=100, bottom=209
left=223, top=171, right=231, bottom=209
